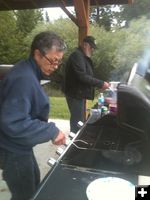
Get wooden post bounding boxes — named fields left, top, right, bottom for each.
left=73, top=0, right=90, bottom=46
left=128, top=0, right=134, bottom=4
left=73, top=0, right=90, bottom=121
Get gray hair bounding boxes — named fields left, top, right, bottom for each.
left=31, top=31, right=66, bottom=56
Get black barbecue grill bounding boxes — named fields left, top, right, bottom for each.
left=61, top=114, right=145, bottom=174
left=32, top=62, right=150, bottom=200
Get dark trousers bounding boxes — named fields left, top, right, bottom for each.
left=0, top=148, right=40, bottom=200
left=66, top=96, right=86, bottom=133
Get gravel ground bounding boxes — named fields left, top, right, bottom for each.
left=0, top=119, right=70, bottom=200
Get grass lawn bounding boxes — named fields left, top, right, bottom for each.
left=49, top=97, right=97, bottom=119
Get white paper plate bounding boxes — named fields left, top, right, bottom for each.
left=86, top=177, right=135, bottom=200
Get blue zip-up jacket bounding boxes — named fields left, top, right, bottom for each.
left=0, top=57, right=59, bottom=154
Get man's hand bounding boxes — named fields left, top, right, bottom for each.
left=102, top=81, right=110, bottom=90
left=52, top=131, right=66, bottom=145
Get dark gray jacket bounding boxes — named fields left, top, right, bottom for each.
left=64, top=47, right=104, bottom=100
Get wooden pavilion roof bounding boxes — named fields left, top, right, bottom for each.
left=0, top=0, right=133, bottom=11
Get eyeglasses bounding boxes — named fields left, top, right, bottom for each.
left=43, top=54, right=62, bottom=66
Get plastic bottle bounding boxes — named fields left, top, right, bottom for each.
left=98, top=93, right=104, bottom=110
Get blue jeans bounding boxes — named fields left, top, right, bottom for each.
left=0, top=148, right=40, bottom=200
left=66, top=96, right=86, bottom=133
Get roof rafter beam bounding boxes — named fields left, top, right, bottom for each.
left=30, top=0, right=38, bottom=9
left=1, top=0, right=12, bottom=10
left=59, top=0, right=78, bottom=26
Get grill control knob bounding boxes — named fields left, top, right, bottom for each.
left=65, top=138, right=71, bottom=146
left=77, top=121, right=83, bottom=128
left=47, top=158, right=56, bottom=167
left=69, top=132, right=76, bottom=139
left=56, top=147, right=64, bottom=155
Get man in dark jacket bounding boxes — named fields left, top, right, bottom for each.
left=0, top=31, right=66, bottom=200
left=64, top=36, right=109, bottom=133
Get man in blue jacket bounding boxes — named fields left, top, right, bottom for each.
left=0, top=31, right=66, bottom=200
left=64, top=36, right=109, bottom=133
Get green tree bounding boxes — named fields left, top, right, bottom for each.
left=90, top=25, right=122, bottom=81
left=15, top=9, right=43, bottom=36
left=91, top=1, right=150, bottom=30
left=45, top=11, right=50, bottom=23
left=0, top=11, right=24, bottom=64
left=118, top=0, right=150, bottom=26
left=90, top=5, right=116, bottom=31
left=111, top=17, right=150, bottom=81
